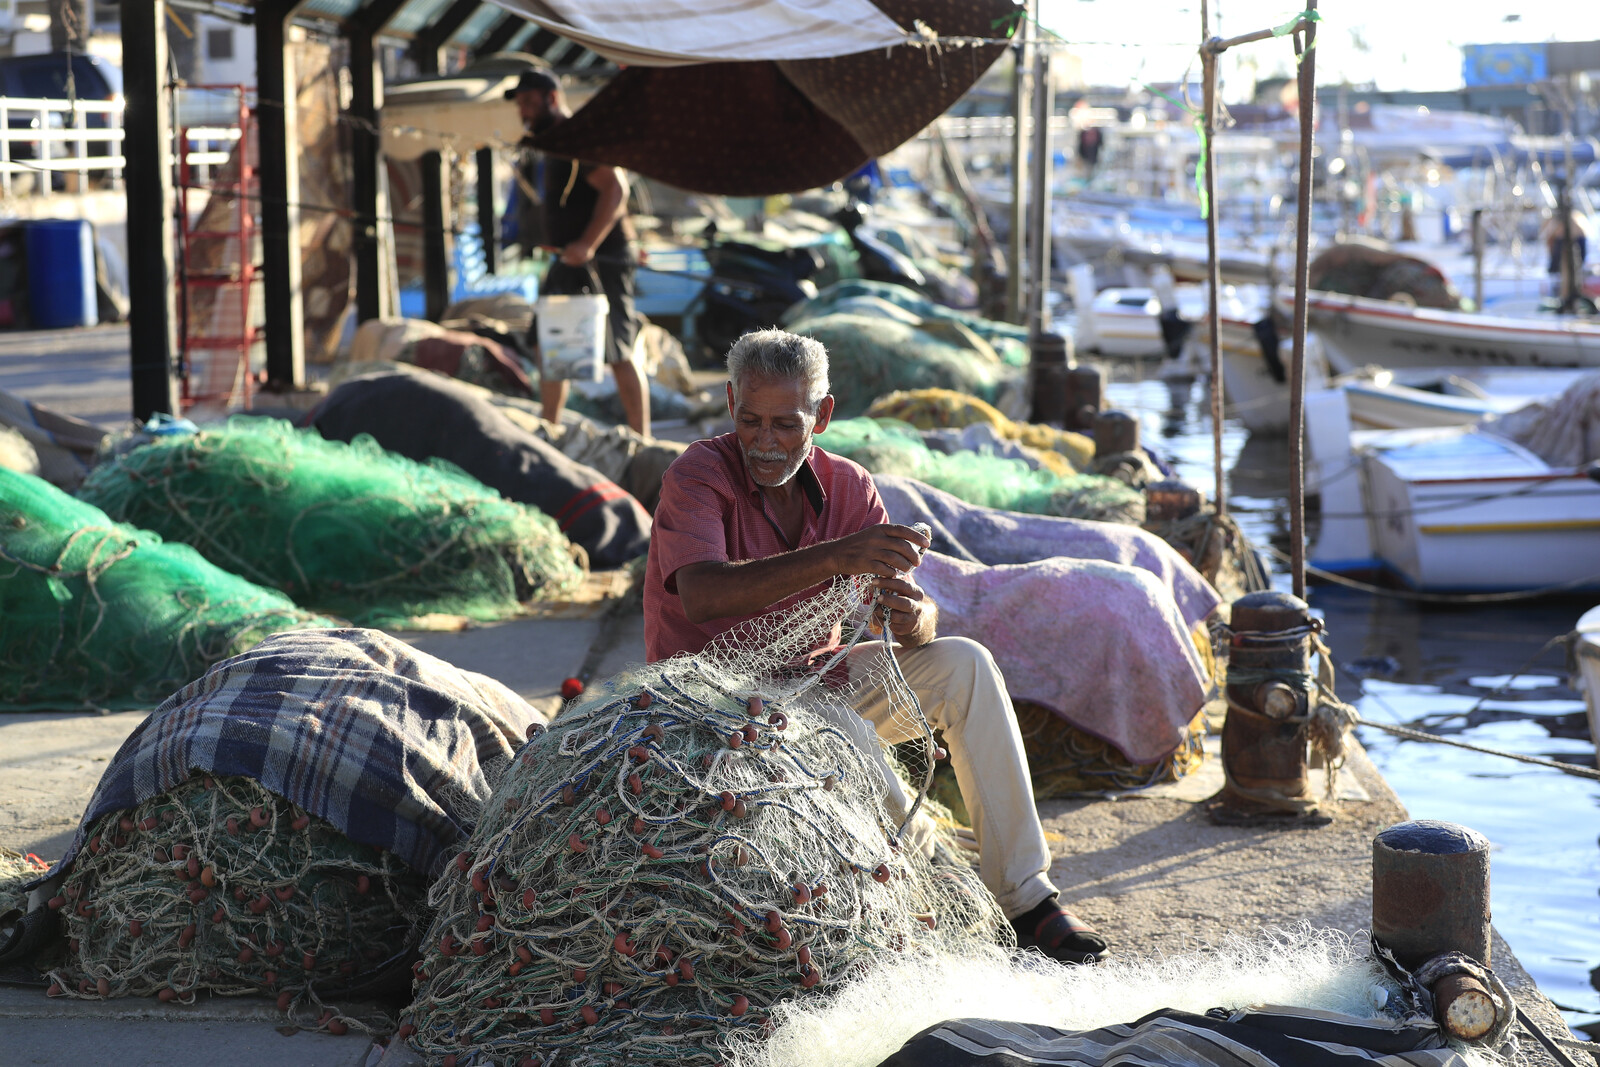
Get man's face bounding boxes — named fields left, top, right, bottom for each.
left=516, top=89, right=555, bottom=133
left=727, top=375, right=834, bottom=488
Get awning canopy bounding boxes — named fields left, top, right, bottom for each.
left=484, top=0, right=911, bottom=66
left=528, top=0, right=1015, bottom=196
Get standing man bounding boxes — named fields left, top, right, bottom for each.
left=507, top=69, right=649, bottom=436
left=643, top=328, right=1111, bottom=967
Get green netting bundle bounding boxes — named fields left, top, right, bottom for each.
left=817, top=418, right=1145, bottom=524
left=784, top=280, right=1029, bottom=363
left=785, top=314, right=1026, bottom=419
left=0, top=468, right=333, bottom=710
left=49, top=774, right=428, bottom=1029
left=78, top=418, right=586, bottom=626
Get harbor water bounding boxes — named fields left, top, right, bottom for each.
left=1107, top=371, right=1600, bottom=1035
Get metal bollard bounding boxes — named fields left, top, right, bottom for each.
left=1092, top=409, right=1140, bottom=455
left=1432, top=972, right=1498, bottom=1042
left=1144, top=478, right=1202, bottom=523
left=1217, top=592, right=1315, bottom=817
left=1063, top=365, right=1104, bottom=431
left=1029, top=331, right=1070, bottom=425
left=1372, top=820, right=1492, bottom=971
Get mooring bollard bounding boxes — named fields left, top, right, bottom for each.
left=1063, top=365, right=1104, bottom=431
left=1092, top=409, right=1139, bottom=456
left=1214, top=591, right=1316, bottom=820
left=1028, top=331, right=1070, bottom=426
left=1372, top=820, right=1492, bottom=970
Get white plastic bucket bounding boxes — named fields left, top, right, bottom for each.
left=536, top=292, right=610, bottom=382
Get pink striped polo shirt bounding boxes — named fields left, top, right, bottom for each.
left=644, top=434, right=888, bottom=661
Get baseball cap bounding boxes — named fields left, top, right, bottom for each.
left=505, top=69, right=560, bottom=100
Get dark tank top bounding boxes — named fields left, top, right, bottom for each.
left=542, top=157, right=627, bottom=258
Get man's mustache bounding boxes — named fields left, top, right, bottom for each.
left=746, top=449, right=789, bottom=463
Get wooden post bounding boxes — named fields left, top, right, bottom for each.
left=408, top=0, right=478, bottom=75
left=476, top=146, right=497, bottom=274
left=1287, top=0, right=1317, bottom=599
left=1201, top=3, right=1226, bottom=516
left=122, top=0, right=180, bottom=419
left=1006, top=24, right=1029, bottom=325
left=1026, top=36, right=1052, bottom=335
left=346, top=0, right=407, bottom=324
left=255, top=0, right=305, bottom=389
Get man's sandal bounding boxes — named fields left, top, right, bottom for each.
left=1016, top=906, right=1110, bottom=966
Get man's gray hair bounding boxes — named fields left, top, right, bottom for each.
left=726, top=329, right=830, bottom=412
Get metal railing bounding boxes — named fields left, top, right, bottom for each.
left=0, top=97, right=252, bottom=197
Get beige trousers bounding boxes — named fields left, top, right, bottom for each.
left=841, top=635, right=1058, bottom=919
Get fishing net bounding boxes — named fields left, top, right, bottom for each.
left=817, top=418, right=1145, bottom=525
left=0, top=468, right=334, bottom=710
left=77, top=417, right=586, bottom=627
left=402, top=576, right=1010, bottom=1066
left=1143, top=510, right=1270, bottom=602
left=786, top=280, right=1030, bottom=362
left=1, top=846, right=50, bottom=920
left=47, top=773, right=429, bottom=1028
left=865, top=389, right=1096, bottom=473
left=785, top=313, right=1027, bottom=420
left=1015, top=702, right=1207, bottom=798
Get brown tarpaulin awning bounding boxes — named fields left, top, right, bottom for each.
left=529, top=0, right=1015, bottom=196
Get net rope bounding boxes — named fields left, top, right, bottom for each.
left=404, top=575, right=1010, bottom=1066
left=77, top=417, right=586, bottom=627
left=47, top=774, right=430, bottom=1035
left=0, top=468, right=333, bottom=709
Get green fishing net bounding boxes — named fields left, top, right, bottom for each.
left=785, top=280, right=1029, bottom=364
left=77, top=418, right=586, bottom=627
left=817, top=418, right=1145, bottom=524
left=50, top=774, right=428, bottom=1032
left=786, top=314, right=1026, bottom=420
left=0, top=468, right=333, bottom=710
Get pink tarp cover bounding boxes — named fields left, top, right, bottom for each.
left=914, top=551, right=1215, bottom=766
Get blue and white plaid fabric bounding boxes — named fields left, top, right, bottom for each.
left=53, top=628, right=540, bottom=879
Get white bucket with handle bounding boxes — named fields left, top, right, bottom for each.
left=536, top=291, right=610, bottom=382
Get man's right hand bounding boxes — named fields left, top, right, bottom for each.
left=829, top=524, right=930, bottom=579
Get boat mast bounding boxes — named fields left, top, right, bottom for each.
left=1287, top=0, right=1317, bottom=598
left=1027, top=13, right=1054, bottom=334
left=1200, top=0, right=1226, bottom=517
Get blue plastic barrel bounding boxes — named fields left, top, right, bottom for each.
left=25, top=219, right=97, bottom=329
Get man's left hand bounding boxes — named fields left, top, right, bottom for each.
left=559, top=241, right=595, bottom=267
left=872, top=574, right=935, bottom=646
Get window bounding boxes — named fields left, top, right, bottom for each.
left=207, top=27, right=235, bottom=61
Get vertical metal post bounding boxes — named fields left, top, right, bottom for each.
left=421, top=150, right=452, bottom=321
left=122, top=0, right=180, bottom=419
left=347, top=0, right=407, bottom=323
left=1287, top=1, right=1317, bottom=599
left=1471, top=208, right=1484, bottom=313
left=1201, top=3, right=1225, bottom=516
left=1026, top=39, right=1052, bottom=334
left=255, top=0, right=305, bottom=389
left=476, top=146, right=497, bottom=275
left=1006, top=21, right=1030, bottom=325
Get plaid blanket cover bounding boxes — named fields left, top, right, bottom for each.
left=52, top=628, right=540, bottom=879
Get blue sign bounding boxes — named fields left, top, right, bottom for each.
left=1462, top=43, right=1548, bottom=86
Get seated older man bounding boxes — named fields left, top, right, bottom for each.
left=643, top=328, right=1109, bottom=965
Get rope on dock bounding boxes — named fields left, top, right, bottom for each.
left=1352, top=716, right=1600, bottom=782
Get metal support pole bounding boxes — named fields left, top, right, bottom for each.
left=421, top=150, right=452, bottom=321
left=346, top=0, right=407, bottom=324
left=1287, top=0, right=1317, bottom=599
left=476, top=146, right=497, bottom=275
left=1006, top=30, right=1029, bottom=324
left=1471, top=208, right=1484, bottom=313
left=255, top=0, right=305, bottom=389
left=1201, top=7, right=1226, bottom=516
left=122, top=0, right=180, bottom=419
left=1026, top=39, right=1052, bottom=335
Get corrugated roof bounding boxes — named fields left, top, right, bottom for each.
left=297, top=0, right=364, bottom=21
left=449, top=4, right=503, bottom=47
left=504, top=22, right=539, bottom=52
left=389, top=0, right=463, bottom=37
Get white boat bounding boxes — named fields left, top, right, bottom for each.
left=1305, top=290, right=1600, bottom=373
left=1577, top=605, right=1600, bottom=764
left=1338, top=366, right=1594, bottom=431
left=1170, top=310, right=1332, bottom=435
left=1305, top=387, right=1600, bottom=593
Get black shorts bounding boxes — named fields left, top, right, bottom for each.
left=536, top=256, right=642, bottom=368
